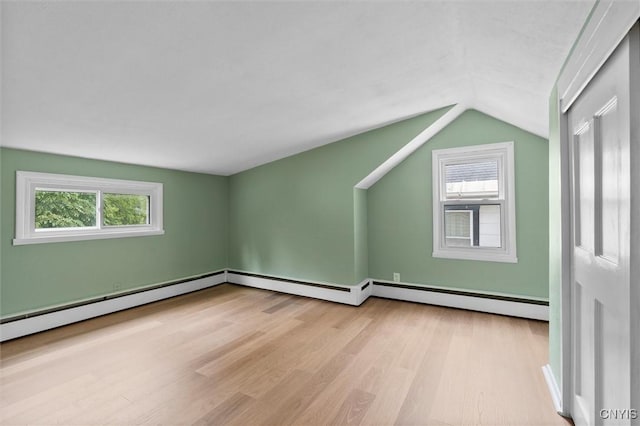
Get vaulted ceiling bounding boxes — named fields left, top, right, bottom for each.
left=1, top=1, right=594, bottom=175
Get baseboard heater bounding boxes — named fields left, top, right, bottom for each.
left=372, top=281, right=549, bottom=305
left=0, top=270, right=226, bottom=342
left=227, top=270, right=351, bottom=292
left=2, top=270, right=549, bottom=341
left=226, top=270, right=365, bottom=306
left=371, top=280, right=548, bottom=320
left=226, top=271, right=548, bottom=321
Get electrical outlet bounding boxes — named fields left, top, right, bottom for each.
left=393, top=272, right=400, bottom=282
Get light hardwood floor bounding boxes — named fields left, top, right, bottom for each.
left=0, top=284, right=571, bottom=425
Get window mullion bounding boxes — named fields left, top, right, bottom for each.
left=97, top=190, right=104, bottom=230
left=440, top=200, right=447, bottom=248
left=498, top=199, right=507, bottom=249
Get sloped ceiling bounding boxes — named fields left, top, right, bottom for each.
left=1, top=1, right=594, bottom=175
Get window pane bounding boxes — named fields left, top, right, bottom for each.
left=445, top=210, right=472, bottom=247
left=35, top=190, right=97, bottom=229
left=444, top=204, right=502, bottom=248
left=103, top=193, right=149, bottom=226
left=478, top=204, right=501, bottom=247
left=445, top=160, right=498, bottom=198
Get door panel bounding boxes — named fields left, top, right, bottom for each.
left=569, top=30, right=632, bottom=426
left=574, top=123, right=594, bottom=251
left=595, top=98, right=620, bottom=263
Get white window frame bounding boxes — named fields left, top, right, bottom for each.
left=14, top=171, right=164, bottom=245
left=432, top=141, right=517, bottom=263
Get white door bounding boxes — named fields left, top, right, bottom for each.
left=568, top=29, right=633, bottom=426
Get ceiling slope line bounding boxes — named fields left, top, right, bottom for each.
left=354, top=103, right=467, bottom=189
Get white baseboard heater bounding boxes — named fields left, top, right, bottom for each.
left=226, top=270, right=548, bottom=321
left=0, top=270, right=226, bottom=342
left=1, top=269, right=548, bottom=342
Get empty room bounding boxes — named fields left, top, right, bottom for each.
left=1, top=1, right=638, bottom=425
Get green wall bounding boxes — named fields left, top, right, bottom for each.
left=0, top=148, right=228, bottom=316
left=229, top=107, right=549, bottom=297
left=368, top=110, right=549, bottom=298
left=1, top=106, right=552, bottom=319
left=228, top=107, right=451, bottom=285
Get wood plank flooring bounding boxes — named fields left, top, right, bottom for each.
left=0, top=284, right=571, bottom=425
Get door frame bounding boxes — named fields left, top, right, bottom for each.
left=556, top=1, right=640, bottom=419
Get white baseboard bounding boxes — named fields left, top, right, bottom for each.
left=542, top=364, right=564, bottom=414
left=0, top=272, right=226, bottom=342
left=227, top=271, right=361, bottom=305
left=371, top=280, right=549, bottom=321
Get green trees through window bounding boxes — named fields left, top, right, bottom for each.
left=35, top=191, right=96, bottom=229
left=104, top=194, right=149, bottom=226
left=35, top=191, right=149, bottom=229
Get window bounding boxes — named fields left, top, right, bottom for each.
left=432, top=142, right=517, bottom=263
left=14, top=171, right=163, bottom=245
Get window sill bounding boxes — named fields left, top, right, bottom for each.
left=13, top=229, right=165, bottom=246
left=432, top=250, right=518, bottom=263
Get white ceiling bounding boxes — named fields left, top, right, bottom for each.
left=1, top=1, right=594, bottom=175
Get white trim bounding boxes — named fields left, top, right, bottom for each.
left=543, top=364, right=565, bottom=415
left=558, top=90, right=575, bottom=420
left=372, top=280, right=548, bottom=321
left=13, top=229, right=165, bottom=246
left=14, top=171, right=164, bottom=245
left=355, top=104, right=467, bottom=189
left=558, top=0, right=640, bottom=113
left=0, top=272, right=226, bottom=342
left=432, top=141, right=517, bottom=263
left=430, top=249, right=517, bottom=264
left=629, top=22, right=640, bottom=424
